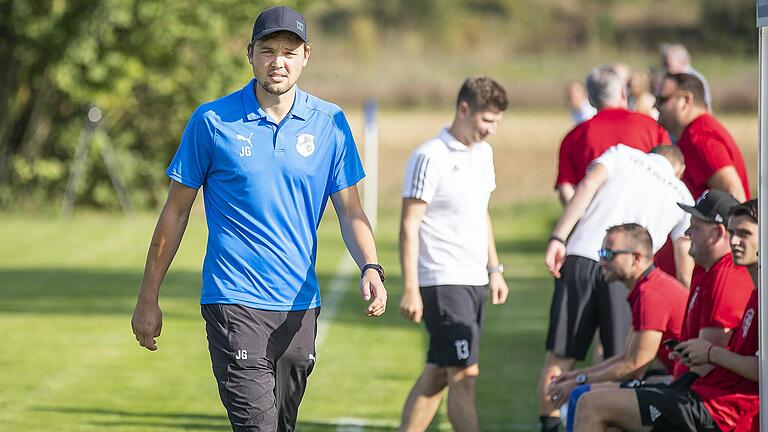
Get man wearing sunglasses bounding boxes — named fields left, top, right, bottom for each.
left=539, top=144, right=694, bottom=432
left=656, top=73, right=750, bottom=203
left=548, top=223, right=688, bottom=427
left=572, top=199, right=759, bottom=432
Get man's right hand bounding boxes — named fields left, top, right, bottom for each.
left=131, top=300, right=163, bottom=351
left=399, top=290, right=423, bottom=323
left=544, top=239, right=567, bottom=278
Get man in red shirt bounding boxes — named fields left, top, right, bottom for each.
left=656, top=73, right=750, bottom=202
left=572, top=198, right=758, bottom=432
left=547, top=223, right=688, bottom=403
left=672, top=190, right=753, bottom=379
left=555, top=65, right=670, bottom=206
left=653, top=72, right=751, bottom=278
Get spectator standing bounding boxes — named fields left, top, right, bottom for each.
left=660, top=43, right=713, bottom=110
left=555, top=65, right=670, bottom=206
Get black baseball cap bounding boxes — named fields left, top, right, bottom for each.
left=678, top=189, right=740, bottom=224
left=251, top=6, right=308, bottom=43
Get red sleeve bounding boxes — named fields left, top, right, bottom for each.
left=657, top=125, right=672, bottom=145
left=700, top=270, right=751, bottom=329
left=682, top=132, right=733, bottom=187
left=555, top=132, right=578, bottom=187
left=632, top=290, right=671, bottom=332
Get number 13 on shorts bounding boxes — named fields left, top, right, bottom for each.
left=455, top=339, right=470, bottom=360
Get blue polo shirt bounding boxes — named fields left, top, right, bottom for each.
left=167, top=79, right=365, bottom=311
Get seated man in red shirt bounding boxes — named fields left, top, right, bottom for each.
left=572, top=199, right=759, bottom=432
left=548, top=223, right=688, bottom=432
left=555, top=65, right=670, bottom=206
left=672, top=190, right=754, bottom=381
left=548, top=223, right=687, bottom=401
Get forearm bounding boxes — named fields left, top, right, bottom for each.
left=551, top=177, right=600, bottom=239
left=589, top=355, right=649, bottom=383
left=577, top=355, right=622, bottom=376
left=709, top=346, right=759, bottom=381
left=487, top=213, right=500, bottom=267
left=399, top=223, right=420, bottom=294
left=338, top=207, right=378, bottom=269
left=691, top=329, right=732, bottom=376
left=138, top=206, right=191, bottom=302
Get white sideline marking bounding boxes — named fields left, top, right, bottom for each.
left=316, top=254, right=356, bottom=348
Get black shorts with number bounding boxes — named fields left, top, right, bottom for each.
left=420, top=285, right=487, bottom=367
left=545, top=255, right=631, bottom=360
left=202, top=304, right=319, bottom=432
left=634, top=386, right=719, bottom=432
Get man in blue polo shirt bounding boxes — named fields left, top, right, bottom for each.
left=130, top=6, right=387, bottom=431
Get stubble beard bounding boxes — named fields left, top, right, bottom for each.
left=258, top=80, right=294, bottom=97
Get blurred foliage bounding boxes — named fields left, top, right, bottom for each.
left=0, top=0, right=307, bottom=211
left=0, top=0, right=757, bottom=211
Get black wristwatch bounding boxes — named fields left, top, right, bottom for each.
left=361, top=263, right=385, bottom=282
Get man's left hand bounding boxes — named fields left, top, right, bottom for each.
left=489, top=272, right=509, bottom=305
left=548, top=375, right=577, bottom=408
left=361, top=269, right=387, bottom=317
left=677, top=338, right=712, bottom=367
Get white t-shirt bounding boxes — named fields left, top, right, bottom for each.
left=401, top=128, right=496, bottom=286
left=567, top=144, right=694, bottom=261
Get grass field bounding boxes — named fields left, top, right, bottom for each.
left=0, top=200, right=560, bottom=431
left=0, top=109, right=757, bottom=431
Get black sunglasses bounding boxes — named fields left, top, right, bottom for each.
left=655, top=91, right=691, bottom=107
left=598, top=248, right=636, bottom=261
left=655, top=94, right=673, bottom=106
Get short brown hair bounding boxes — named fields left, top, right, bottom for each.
left=664, top=73, right=707, bottom=108
left=729, top=199, right=758, bottom=223
left=457, top=76, right=509, bottom=112
left=606, top=223, right=653, bottom=259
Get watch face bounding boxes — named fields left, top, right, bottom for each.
left=576, top=373, right=587, bottom=385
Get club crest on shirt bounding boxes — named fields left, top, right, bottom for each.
left=742, top=308, right=754, bottom=338
left=296, top=134, right=315, bottom=157
left=687, top=286, right=700, bottom=313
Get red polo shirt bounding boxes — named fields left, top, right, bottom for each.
left=676, top=113, right=751, bottom=200
left=673, top=253, right=754, bottom=377
left=627, top=267, right=688, bottom=372
left=555, top=108, right=671, bottom=188
left=692, top=291, right=758, bottom=432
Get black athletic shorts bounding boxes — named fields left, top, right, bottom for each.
left=634, top=386, right=719, bottom=432
left=545, top=255, right=631, bottom=360
left=202, top=304, right=319, bottom=432
left=420, top=285, right=487, bottom=367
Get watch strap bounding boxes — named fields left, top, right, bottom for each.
left=361, top=263, right=385, bottom=282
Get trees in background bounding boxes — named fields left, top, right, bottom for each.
left=0, top=0, right=755, bottom=211
left=0, top=0, right=277, bottom=210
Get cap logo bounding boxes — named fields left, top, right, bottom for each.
left=297, top=20, right=304, bottom=32
left=696, top=190, right=708, bottom=205
left=714, top=213, right=723, bottom=223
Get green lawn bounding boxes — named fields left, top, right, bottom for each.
left=0, top=201, right=560, bottom=431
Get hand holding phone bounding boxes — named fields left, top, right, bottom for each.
left=663, top=339, right=680, bottom=350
